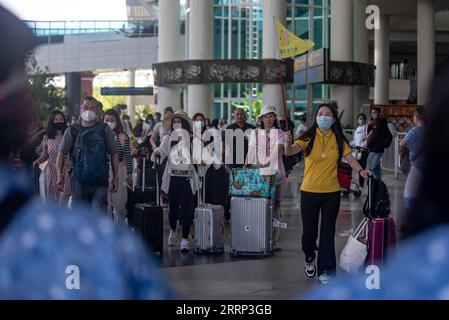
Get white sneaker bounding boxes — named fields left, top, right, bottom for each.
left=168, top=230, right=177, bottom=246
left=304, top=259, right=317, bottom=278
left=180, top=238, right=190, bottom=253
left=318, top=271, right=331, bottom=285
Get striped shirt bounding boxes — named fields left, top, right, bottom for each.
left=108, top=134, right=133, bottom=175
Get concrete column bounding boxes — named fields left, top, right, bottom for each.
left=127, top=69, right=137, bottom=127
left=65, top=72, right=81, bottom=118
left=330, top=0, right=353, bottom=126
left=374, top=15, right=390, bottom=105
left=187, top=0, right=213, bottom=118
left=158, top=0, right=182, bottom=113
left=417, top=0, right=435, bottom=106
left=353, top=0, right=370, bottom=121
left=262, top=0, right=286, bottom=116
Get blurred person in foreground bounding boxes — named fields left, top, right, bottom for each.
left=303, top=59, right=449, bottom=299
left=0, top=5, right=172, bottom=299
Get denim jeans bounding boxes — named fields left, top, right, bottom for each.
left=71, top=175, right=109, bottom=213
left=366, top=152, right=384, bottom=180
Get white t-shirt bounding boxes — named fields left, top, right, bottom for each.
left=153, top=122, right=168, bottom=140
left=351, top=124, right=367, bottom=148
left=248, top=128, right=286, bottom=182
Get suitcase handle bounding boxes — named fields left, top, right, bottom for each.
left=154, top=156, right=161, bottom=207
left=142, top=158, right=145, bottom=193
left=198, top=175, right=205, bottom=206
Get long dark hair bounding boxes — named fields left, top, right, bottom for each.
left=408, top=59, right=449, bottom=237
left=170, top=117, right=192, bottom=149
left=260, top=113, right=280, bottom=129
left=298, top=103, right=349, bottom=161
left=192, top=112, right=206, bottom=134
left=104, top=108, right=125, bottom=135
left=46, top=110, right=67, bottom=139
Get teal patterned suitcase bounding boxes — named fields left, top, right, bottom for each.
left=229, top=168, right=277, bottom=199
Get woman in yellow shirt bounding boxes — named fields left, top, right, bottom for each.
left=285, top=104, right=370, bottom=285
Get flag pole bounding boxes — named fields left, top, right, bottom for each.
left=272, top=16, right=289, bottom=133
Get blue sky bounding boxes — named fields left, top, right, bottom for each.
left=0, top=0, right=127, bottom=20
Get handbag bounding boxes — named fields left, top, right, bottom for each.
left=339, top=218, right=369, bottom=274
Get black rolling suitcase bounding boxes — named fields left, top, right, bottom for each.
left=134, top=158, right=163, bottom=256
left=127, top=157, right=156, bottom=227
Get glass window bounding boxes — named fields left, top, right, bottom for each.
left=214, top=6, right=222, bottom=17
left=313, top=84, right=323, bottom=99
left=213, top=19, right=222, bottom=59
left=295, top=19, right=309, bottom=39
left=295, top=6, right=309, bottom=18
left=213, top=102, right=221, bottom=119
left=314, top=0, right=323, bottom=6
left=232, top=83, right=239, bottom=98
left=314, top=18, right=323, bottom=49
left=295, top=88, right=307, bottom=100
left=231, top=19, right=239, bottom=59
left=214, top=84, right=221, bottom=97
left=295, top=0, right=309, bottom=4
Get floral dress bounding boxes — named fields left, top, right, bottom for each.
left=37, top=135, right=71, bottom=204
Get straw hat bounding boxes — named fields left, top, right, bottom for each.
left=162, top=110, right=193, bottom=132
left=258, top=105, right=278, bottom=119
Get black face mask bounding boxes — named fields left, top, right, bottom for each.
left=54, top=122, right=66, bottom=131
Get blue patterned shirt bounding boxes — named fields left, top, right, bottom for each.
left=0, top=164, right=173, bottom=299
left=404, top=125, right=426, bottom=171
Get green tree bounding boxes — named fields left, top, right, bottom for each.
left=26, top=54, right=67, bottom=122
left=231, top=91, right=263, bottom=123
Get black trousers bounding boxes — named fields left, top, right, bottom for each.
left=301, top=191, right=341, bottom=277
left=168, top=177, right=194, bottom=239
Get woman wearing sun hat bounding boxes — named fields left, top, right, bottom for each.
left=151, top=110, right=200, bottom=253
left=246, top=105, right=286, bottom=251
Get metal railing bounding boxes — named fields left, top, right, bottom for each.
left=381, top=132, right=406, bottom=179
left=344, top=129, right=407, bottom=179
left=25, top=20, right=160, bottom=37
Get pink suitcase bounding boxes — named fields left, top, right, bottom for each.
left=366, top=218, right=396, bottom=266
left=365, top=176, right=396, bottom=266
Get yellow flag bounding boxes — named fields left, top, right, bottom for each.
left=275, top=19, right=315, bottom=58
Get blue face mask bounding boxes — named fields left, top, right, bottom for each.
left=316, top=116, right=333, bottom=130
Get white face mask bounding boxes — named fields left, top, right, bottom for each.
left=107, top=122, right=116, bottom=130
left=173, top=123, right=182, bottom=130
left=81, top=110, right=96, bottom=122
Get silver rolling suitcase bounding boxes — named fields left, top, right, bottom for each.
left=194, top=176, right=225, bottom=253
left=230, top=197, right=273, bottom=257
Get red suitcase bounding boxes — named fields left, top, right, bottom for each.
left=365, top=176, right=396, bottom=266
left=337, top=162, right=352, bottom=189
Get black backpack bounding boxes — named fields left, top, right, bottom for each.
left=383, top=126, right=393, bottom=149
left=363, top=177, right=391, bottom=218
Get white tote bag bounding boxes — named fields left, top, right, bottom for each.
left=339, top=218, right=369, bottom=274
